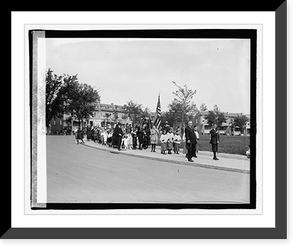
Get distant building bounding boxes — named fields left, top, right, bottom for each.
left=89, top=103, right=132, bottom=127
left=191, top=111, right=250, bottom=136
left=48, top=102, right=132, bottom=134
left=48, top=117, right=65, bottom=135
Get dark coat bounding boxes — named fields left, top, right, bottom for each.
left=209, top=129, right=220, bottom=145
left=77, top=129, right=83, bottom=140
left=185, top=126, right=197, bottom=144
left=86, top=127, right=92, bottom=139
left=113, top=125, right=123, bottom=137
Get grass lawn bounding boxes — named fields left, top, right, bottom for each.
left=197, top=134, right=250, bottom=155
left=156, top=134, right=250, bottom=155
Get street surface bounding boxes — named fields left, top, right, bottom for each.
left=47, top=136, right=250, bottom=203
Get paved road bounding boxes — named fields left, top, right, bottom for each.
left=47, top=136, right=250, bottom=204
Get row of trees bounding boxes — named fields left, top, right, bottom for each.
left=121, top=81, right=249, bottom=133
left=46, top=69, right=100, bottom=129
left=159, top=81, right=249, bottom=133
left=46, top=68, right=152, bottom=129
left=46, top=68, right=249, bottom=133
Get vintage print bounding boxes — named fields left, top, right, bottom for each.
left=30, top=29, right=256, bottom=209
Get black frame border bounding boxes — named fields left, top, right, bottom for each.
left=5, top=2, right=286, bottom=238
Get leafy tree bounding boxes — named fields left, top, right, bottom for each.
left=205, top=105, right=226, bottom=128
left=66, top=82, right=100, bottom=127
left=171, top=81, right=197, bottom=127
left=46, top=69, right=101, bottom=130
left=104, top=113, right=111, bottom=126
left=162, top=99, right=198, bottom=128
left=163, top=100, right=182, bottom=127
left=122, top=100, right=143, bottom=125
left=112, top=106, right=119, bottom=123
left=199, top=103, right=208, bottom=112
left=121, top=113, right=128, bottom=120
left=233, top=115, right=249, bottom=133
left=45, top=68, right=66, bottom=127
left=141, top=107, right=151, bottom=118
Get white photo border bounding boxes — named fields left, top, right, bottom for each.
left=7, top=6, right=286, bottom=239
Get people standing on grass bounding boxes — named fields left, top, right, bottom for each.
left=150, top=125, right=159, bottom=152
left=185, top=121, right=197, bottom=162
left=79, top=121, right=225, bottom=163
left=209, top=123, right=220, bottom=160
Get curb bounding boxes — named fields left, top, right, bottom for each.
left=81, top=143, right=250, bottom=174
left=154, top=146, right=248, bottom=160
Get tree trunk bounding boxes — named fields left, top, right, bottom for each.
left=181, top=110, right=185, bottom=129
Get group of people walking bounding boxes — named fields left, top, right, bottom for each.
left=74, top=120, right=220, bottom=162
left=75, top=118, right=156, bottom=151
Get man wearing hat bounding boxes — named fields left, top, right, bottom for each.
left=163, top=121, right=170, bottom=133
left=210, top=123, right=220, bottom=160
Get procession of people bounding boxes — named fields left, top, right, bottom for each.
left=74, top=119, right=220, bottom=162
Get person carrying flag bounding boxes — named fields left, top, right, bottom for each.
left=153, top=94, right=161, bottom=130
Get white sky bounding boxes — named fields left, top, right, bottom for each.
left=45, top=38, right=250, bottom=114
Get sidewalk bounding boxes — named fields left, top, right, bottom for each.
left=82, top=140, right=250, bottom=174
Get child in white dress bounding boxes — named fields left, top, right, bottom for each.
left=173, top=131, right=181, bottom=154
left=166, top=129, right=174, bottom=154
left=160, top=130, right=168, bottom=155
left=127, top=133, right=133, bottom=150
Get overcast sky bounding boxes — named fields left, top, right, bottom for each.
left=45, top=38, right=250, bottom=114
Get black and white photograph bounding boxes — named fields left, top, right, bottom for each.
left=6, top=6, right=289, bottom=240
left=7, top=5, right=290, bottom=243
left=30, top=29, right=256, bottom=209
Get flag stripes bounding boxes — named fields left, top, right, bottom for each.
left=154, top=94, right=161, bottom=128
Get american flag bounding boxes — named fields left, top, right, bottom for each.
left=154, top=94, right=161, bottom=128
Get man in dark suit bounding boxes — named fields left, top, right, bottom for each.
left=210, top=124, right=220, bottom=160
left=114, top=123, right=123, bottom=151
left=137, top=121, right=144, bottom=150
left=185, top=121, right=197, bottom=162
